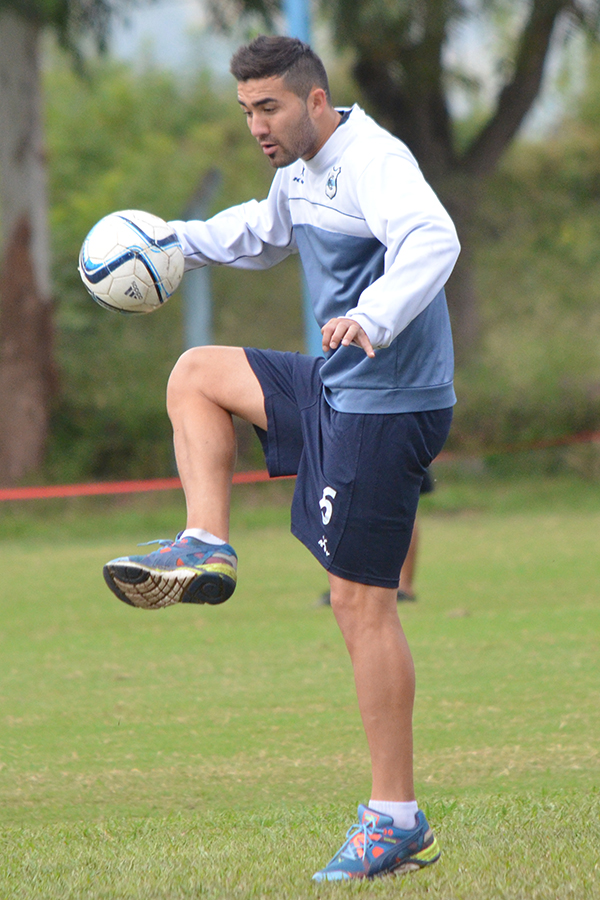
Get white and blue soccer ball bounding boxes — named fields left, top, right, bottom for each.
left=78, top=210, right=184, bottom=314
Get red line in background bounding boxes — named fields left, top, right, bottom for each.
left=472, top=429, right=600, bottom=456
left=0, top=429, right=598, bottom=502
left=433, top=429, right=600, bottom=463
left=0, top=470, right=294, bottom=502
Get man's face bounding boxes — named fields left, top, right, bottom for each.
left=237, top=76, right=320, bottom=168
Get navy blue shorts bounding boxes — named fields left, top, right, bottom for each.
left=421, top=468, right=434, bottom=494
left=245, top=348, right=452, bottom=588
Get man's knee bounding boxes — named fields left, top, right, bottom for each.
left=167, top=346, right=214, bottom=410
left=167, top=345, right=267, bottom=428
left=329, top=580, right=361, bottom=616
left=329, top=578, right=398, bottom=625
left=169, top=345, right=219, bottom=386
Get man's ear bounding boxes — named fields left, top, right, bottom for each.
left=308, top=87, right=329, bottom=117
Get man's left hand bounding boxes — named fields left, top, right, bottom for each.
left=321, top=318, right=375, bottom=358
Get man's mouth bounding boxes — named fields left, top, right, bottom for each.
left=260, top=142, right=278, bottom=155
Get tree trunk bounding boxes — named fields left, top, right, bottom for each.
left=443, top=243, right=480, bottom=364
left=0, top=9, right=55, bottom=485
left=435, top=175, right=485, bottom=364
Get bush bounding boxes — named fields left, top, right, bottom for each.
left=450, top=123, right=600, bottom=452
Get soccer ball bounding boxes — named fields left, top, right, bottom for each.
left=78, top=210, right=185, bottom=314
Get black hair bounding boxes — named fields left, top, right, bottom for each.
left=230, top=34, right=331, bottom=102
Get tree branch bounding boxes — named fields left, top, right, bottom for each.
left=462, top=0, right=568, bottom=178
left=351, top=1, right=456, bottom=180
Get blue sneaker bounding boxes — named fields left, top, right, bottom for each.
left=103, top=535, right=237, bottom=610
left=312, top=805, right=440, bottom=881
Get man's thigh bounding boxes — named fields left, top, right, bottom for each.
left=244, top=348, right=324, bottom=478
left=170, top=345, right=268, bottom=430
left=292, top=405, right=452, bottom=589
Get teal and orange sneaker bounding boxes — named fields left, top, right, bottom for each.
left=103, top=535, right=237, bottom=610
left=312, top=805, right=440, bottom=882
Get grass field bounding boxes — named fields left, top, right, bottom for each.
left=1, top=468, right=599, bottom=898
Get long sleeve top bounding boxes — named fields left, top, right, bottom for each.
left=171, top=104, right=460, bottom=414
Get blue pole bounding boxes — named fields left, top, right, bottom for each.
left=182, top=169, right=221, bottom=350
left=283, top=0, right=310, bottom=42
left=283, top=0, right=324, bottom=358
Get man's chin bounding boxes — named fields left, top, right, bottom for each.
left=266, top=149, right=301, bottom=169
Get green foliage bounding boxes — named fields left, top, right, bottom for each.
left=0, top=0, right=134, bottom=54
left=450, top=106, right=600, bottom=451
left=45, top=50, right=302, bottom=481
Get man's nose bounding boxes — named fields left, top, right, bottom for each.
left=249, top=114, right=269, bottom=138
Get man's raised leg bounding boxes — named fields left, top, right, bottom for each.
left=166, top=346, right=268, bottom=538
left=103, top=346, right=267, bottom=609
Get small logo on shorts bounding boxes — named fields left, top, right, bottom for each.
left=318, top=535, right=330, bottom=557
left=319, top=486, right=337, bottom=525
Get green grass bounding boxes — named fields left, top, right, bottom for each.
left=1, top=471, right=600, bottom=898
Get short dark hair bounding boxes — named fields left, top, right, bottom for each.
left=230, top=35, right=331, bottom=102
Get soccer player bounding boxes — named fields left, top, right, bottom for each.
left=103, top=35, right=460, bottom=881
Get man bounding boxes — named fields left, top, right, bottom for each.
left=103, top=35, right=460, bottom=881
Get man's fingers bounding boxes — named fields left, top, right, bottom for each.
left=320, top=319, right=337, bottom=351
left=321, top=319, right=348, bottom=352
left=322, top=319, right=354, bottom=351
left=321, top=318, right=376, bottom=358
left=352, top=328, right=376, bottom=358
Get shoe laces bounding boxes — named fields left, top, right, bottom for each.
left=138, top=531, right=194, bottom=548
left=137, top=538, right=173, bottom=548
left=340, top=819, right=377, bottom=861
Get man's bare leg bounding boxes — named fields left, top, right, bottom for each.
left=166, top=346, right=268, bottom=540
left=328, top=572, right=415, bottom=801
left=398, top=520, right=418, bottom=599
left=312, top=575, right=440, bottom=885
left=103, top=346, right=267, bottom=609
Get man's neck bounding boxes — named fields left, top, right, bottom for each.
left=305, top=107, right=343, bottom=160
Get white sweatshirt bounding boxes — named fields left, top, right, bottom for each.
left=171, top=105, right=460, bottom=414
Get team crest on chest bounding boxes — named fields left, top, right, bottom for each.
left=325, top=166, right=342, bottom=199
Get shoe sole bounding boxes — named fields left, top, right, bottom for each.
left=384, top=835, right=441, bottom=878
left=103, top=563, right=236, bottom=609
left=389, top=853, right=440, bottom=876
left=313, top=837, right=440, bottom=882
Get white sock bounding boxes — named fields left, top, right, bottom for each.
left=368, top=799, right=419, bottom=831
left=179, top=528, right=226, bottom=545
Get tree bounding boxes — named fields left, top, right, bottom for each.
left=210, top=0, right=599, bottom=358
left=0, top=0, right=130, bottom=485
